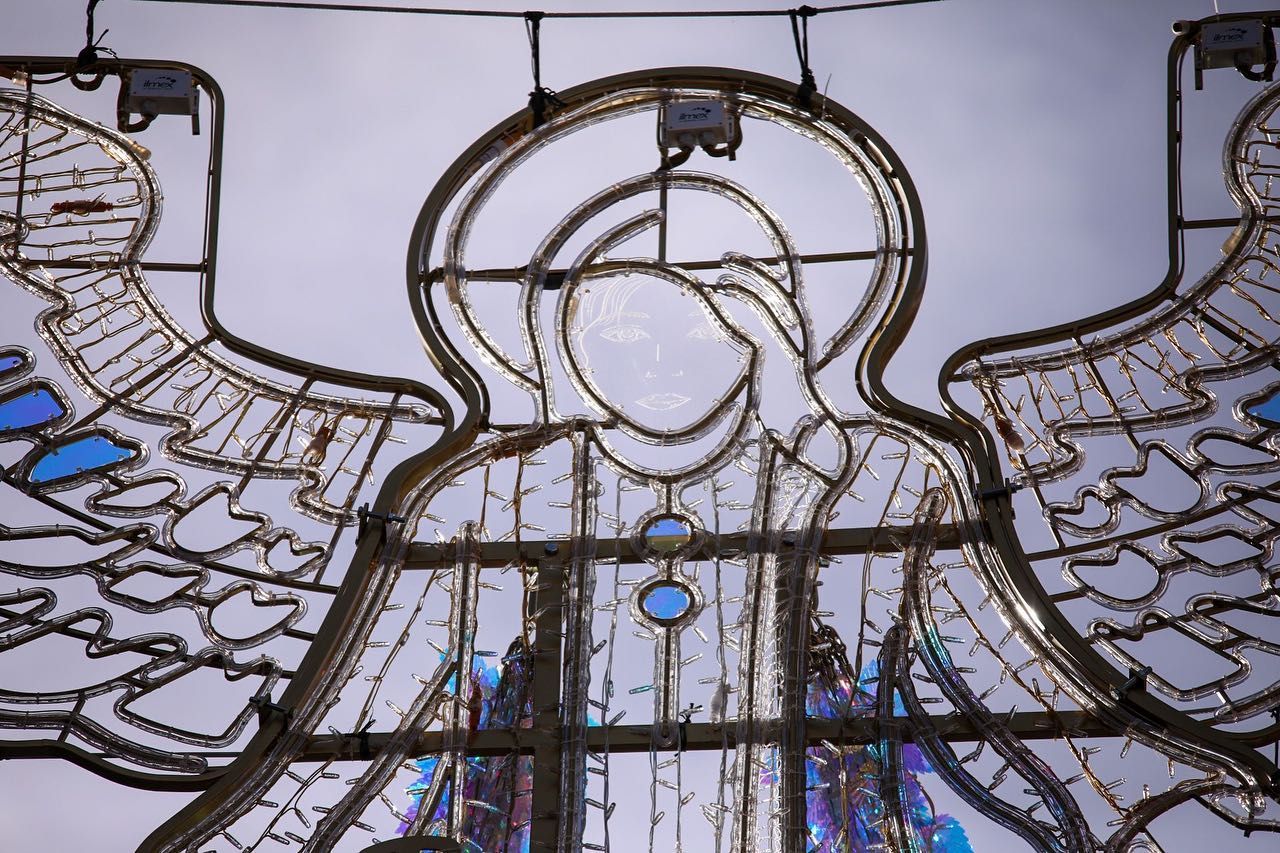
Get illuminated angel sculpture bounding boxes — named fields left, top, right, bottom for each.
left=2, top=11, right=1280, bottom=853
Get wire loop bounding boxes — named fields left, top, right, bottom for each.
left=789, top=5, right=819, bottom=110
left=77, top=0, right=119, bottom=70
left=525, top=10, right=563, bottom=128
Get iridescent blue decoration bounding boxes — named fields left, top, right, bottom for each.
left=0, top=385, right=66, bottom=434
left=400, top=645, right=533, bottom=849
left=28, top=433, right=138, bottom=484
left=0, top=349, right=26, bottom=381
left=1247, top=388, right=1280, bottom=427
left=802, top=660, right=974, bottom=852
left=641, top=582, right=692, bottom=621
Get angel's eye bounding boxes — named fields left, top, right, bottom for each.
left=599, top=324, right=651, bottom=344
left=686, top=323, right=719, bottom=341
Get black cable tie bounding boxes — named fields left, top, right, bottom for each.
left=677, top=702, right=700, bottom=751
left=348, top=718, right=377, bottom=760
left=789, top=5, right=819, bottom=110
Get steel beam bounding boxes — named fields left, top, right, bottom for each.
left=427, top=248, right=912, bottom=287
left=28, top=259, right=207, bottom=273
left=528, top=558, right=564, bottom=852
left=296, top=710, right=1114, bottom=762
left=404, top=523, right=970, bottom=569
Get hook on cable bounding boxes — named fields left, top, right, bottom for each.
left=525, top=11, right=564, bottom=128
left=77, top=0, right=117, bottom=67
left=789, top=5, right=819, bottom=111
left=73, top=0, right=117, bottom=90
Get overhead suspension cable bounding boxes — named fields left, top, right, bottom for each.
left=789, top=5, right=817, bottom=109
left=130, top=0, right=942, bottom=20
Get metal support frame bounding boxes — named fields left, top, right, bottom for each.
left=529, top=557, right=565, bottom=853
left=3, top=29, right=1277, bottom=850
left=403, top=523, right=968, bottom=569
left=299, top=710, right=1111, bottom=763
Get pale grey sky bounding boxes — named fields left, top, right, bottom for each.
left=1, top=1, right=1275, bottom=850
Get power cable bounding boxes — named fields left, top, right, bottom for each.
left=126, top=0, right=942, bottom=121
left=78, top=0, right=118, bottom=69
left=68, top=0, right=119, bottom=91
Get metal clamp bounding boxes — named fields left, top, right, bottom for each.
left=1109, top=665, right=1153, bottom=702
left=248, top=694, right=293, bottom=729
left=357, top=503, right=407, bottom=543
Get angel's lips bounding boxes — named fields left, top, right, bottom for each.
left=635, top=392, right=692, bottom=411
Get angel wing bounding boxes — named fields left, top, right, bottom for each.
left=0, top=63, right=452, bottom=792
left=942, top=44, right=1280, bottom=834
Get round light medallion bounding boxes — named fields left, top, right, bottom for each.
left=642, top=514, right=695, bottom=556
left=643, top=583, right=692, bottom=621
left=637, top=579, right=698, bottom=627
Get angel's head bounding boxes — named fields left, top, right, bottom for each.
left=562, top=265, right=749, bottom=435
left=432, top=73, right=918, bottom=466
left=536, top=170, right=815, bottom=448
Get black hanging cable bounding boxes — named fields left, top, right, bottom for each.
left=1234, top=23, right=1277, bottom=83
left=71, top=0, right=119, bottom=92
left=789, top=5, right=818, bottom=110
left=77, top=0, right=118, bottom=69
left=525, top=11, right=563, bottom=128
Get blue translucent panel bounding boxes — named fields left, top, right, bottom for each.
left=0, top=352, right=25, bottom=380
left=0, top=387, right=66, bottom=433
left=1247, top=389, right=1280, bottom=426
left=29, top=434, right=138, bottom=484
left=642, top=583, right=692, bottom=621
left=643, top=515, right=693, bottom=553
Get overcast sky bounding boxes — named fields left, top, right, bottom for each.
left=1, top=0, right=1275, bottom=849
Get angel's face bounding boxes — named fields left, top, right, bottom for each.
left=563, top=271, right=748, bottom=434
